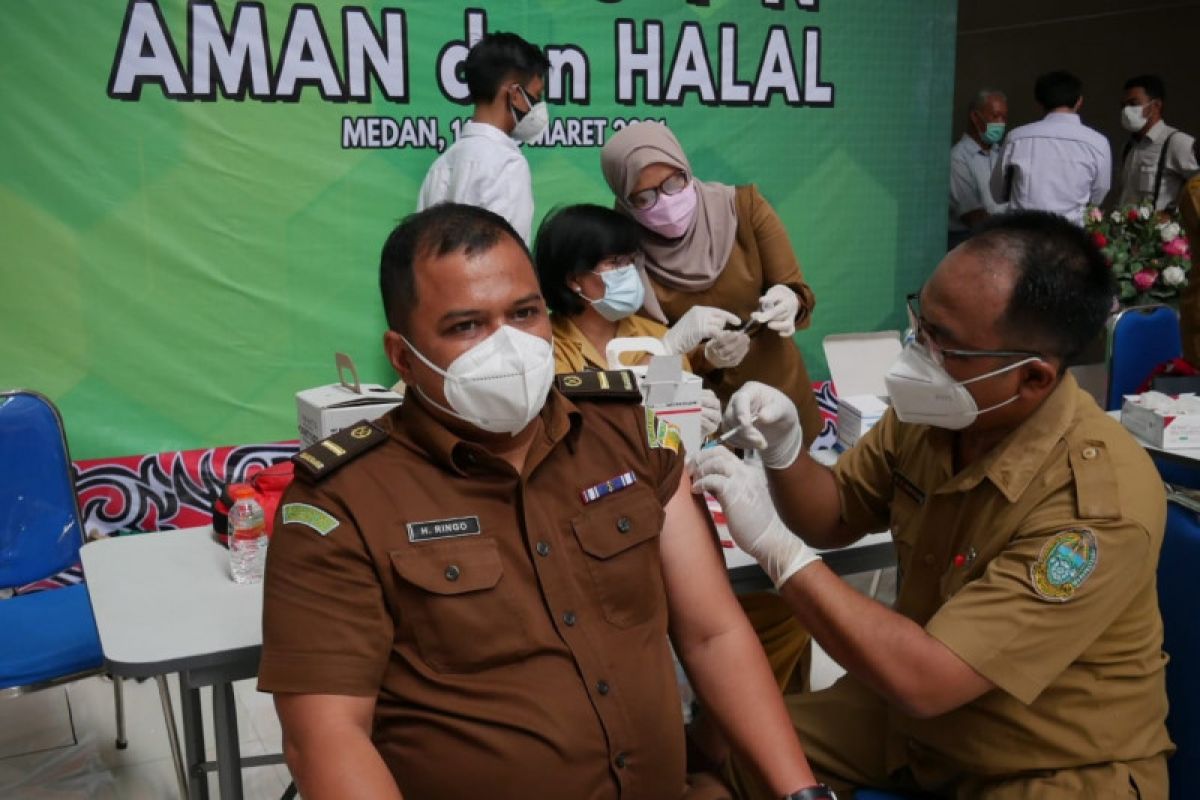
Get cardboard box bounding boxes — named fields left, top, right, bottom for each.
left=836, top=394, right=889, bottom=449
left=296, top=353, right=402, bottom=446
left=823, top=331, right=901, bottom=449
left=1120, top=395, right=1200, bottom=450
left=607, top=337, right=705, bottom=454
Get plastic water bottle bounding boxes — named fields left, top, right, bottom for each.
left=228, top=484, right=268, bottom=584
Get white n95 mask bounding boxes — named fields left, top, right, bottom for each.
left=883, top=343, right=1038, bottom=430
left=403, top=326, right=555, bottom=434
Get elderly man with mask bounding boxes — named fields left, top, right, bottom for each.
left=692, top=211, right=1173, bottom=798
left=258, top=203, right=832, bottom=800
left=948, top=89, right=1009, bottom=249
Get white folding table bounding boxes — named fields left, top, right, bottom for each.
left=81, top=527, right=279, bottom=799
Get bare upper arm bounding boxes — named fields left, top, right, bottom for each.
left=274, top=692, right=376, bottom=743
left=658, top=470, right=748, bottom=647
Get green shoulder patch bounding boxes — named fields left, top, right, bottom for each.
left=555, top=369, right=642, bottom=401
left=1030, top=528, right=1099, bottom=602
left=644, top=407, right=681, bottom=453
left=282, top=503, right=339, bottom=536
left=292, top=420, right=387, bottom=483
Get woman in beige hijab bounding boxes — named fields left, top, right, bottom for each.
left=601, top=121, right=823, bottom=447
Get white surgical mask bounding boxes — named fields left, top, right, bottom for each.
left=883, top=343, right=1039, bottom=430
left=403, top=326, right=554, bottom=434
left=510, top=86, right=549, bottom=144
left=1121, top=104, right=1148, bottom=133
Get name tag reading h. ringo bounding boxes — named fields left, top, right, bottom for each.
left=406, top=516, right=481, bottom=543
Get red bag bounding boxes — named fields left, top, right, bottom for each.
left=211, top=460, right=294, bottom=546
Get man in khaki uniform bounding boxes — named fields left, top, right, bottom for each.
left=692, top=211, right=1172, bottom=798
left=258, top=203, right=829, bottom=800
left=1178, top=174, right=1200, bottom=364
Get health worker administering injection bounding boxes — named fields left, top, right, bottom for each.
left=691, top=211, right=1174, bottom=799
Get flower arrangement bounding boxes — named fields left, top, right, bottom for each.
left=1084, top=204, right=1191, bottom=306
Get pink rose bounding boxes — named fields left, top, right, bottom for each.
left=1164, top=237, right=1191, bottom=258
left=1088, top=207, right=1104, bottom=223
left=1133, top=268, right=1159, bottom=292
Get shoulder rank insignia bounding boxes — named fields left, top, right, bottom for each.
left=555, top=369, right=642, bottom=401
left=644, top=407, right=681, bottom=453
left=1030, top=528, right=1099, bottom=602
left=292, top=420, right=387, bottom=483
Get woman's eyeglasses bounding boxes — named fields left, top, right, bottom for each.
left=627, top=171, right=689, bottom=211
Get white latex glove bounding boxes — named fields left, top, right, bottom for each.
left=689, top=447, right=820, bottom=587
left=703, top=330, right=751, bottom=368
left=661, top=305, right=741, bottom=355
left=698, top=389, right=722, bottom=437
left=721, top=381, right=802, bottom=469
left=751, top=284, right=801, bottom=337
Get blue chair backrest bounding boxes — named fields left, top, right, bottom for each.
left=1107, top=305, right=1182, bottom=410
left=1161, top=501, right=1200, bottom=798
left=0, top=391, right=85, bottom=587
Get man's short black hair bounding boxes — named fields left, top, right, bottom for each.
left=1124, top=74, right=1166, bottom=102
left=966, top=211, right=1115, bottom=363
left=1034, top=70, right=1083, bottom=111
left=379, top=203, right=529, bottom=333
left=464, top=32, right=549, bottom=103
left=533, top=204, right=643, bottom=317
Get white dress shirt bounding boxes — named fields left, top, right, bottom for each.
left=949, top=134, right=1007, bottom=233
left=1115, top=121, right=1200, bottom=210
left=990, top=112, right=1111, bottom=225
left=417, top=121, right=534, bottom=243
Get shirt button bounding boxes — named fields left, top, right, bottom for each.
left=563, top=611, right=577, bottom=626
left=536, top=541, right=551, bottom=557
left=1082, top=446, right=1098, bottom=459
left=616, top=516, right=632, bottom=534
left=444, top=565, right=461, bottom=581
left=614, top=752, right=628, bottom=769
left=596, top=680, right=610, bottom=695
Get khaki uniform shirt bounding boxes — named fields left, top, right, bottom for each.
left=258, top=389, right=692, bottom=800
left=1115, top=121, right=1200, bottom=211
left=551, top=313, right=691, bottom=373
left=1177, top=175, right=1200, bottom=364
left=650, top=184, right=823, bottom=447
left=831, top=374, right=1172, bottom=790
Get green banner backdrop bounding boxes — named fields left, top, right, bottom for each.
left=0, top=0, right=956, bottom=460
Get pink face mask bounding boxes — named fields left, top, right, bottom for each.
left=632, top=181, right=697, bottom=239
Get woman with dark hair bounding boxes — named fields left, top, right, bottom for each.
left=534, top=203, right=732, bottom=435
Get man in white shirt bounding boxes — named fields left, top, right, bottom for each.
left=948, top=89, right=1009, bottom=248
left=417, top=33, right=550, bottom=243
left=1114, top=74, right=1200, bottom=211
left=991, top=71, right=1111, bottom=225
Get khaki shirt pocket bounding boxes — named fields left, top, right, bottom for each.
left=571, top=487, right=666, bottom=629
left=1137, top=164, right=1157, bottom=194
left=389, top=538, right=533, bottom=673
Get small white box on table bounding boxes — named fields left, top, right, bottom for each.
left=296, top=353, right=402, bottom=447
left=1120, top=392, right=1200, bottom=449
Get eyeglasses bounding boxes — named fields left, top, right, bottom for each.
left=905, top=293, right=1042, bottom=367
left=627, top=171, right=689, bottom=211
left=593, top=253, right=639, bottom=274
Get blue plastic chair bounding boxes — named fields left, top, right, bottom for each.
left=1161, top=500, right=1200, bottom=798
left=1106, top=305, right=1182, bottom=410
left=0, top=390, right=127, bottom=748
